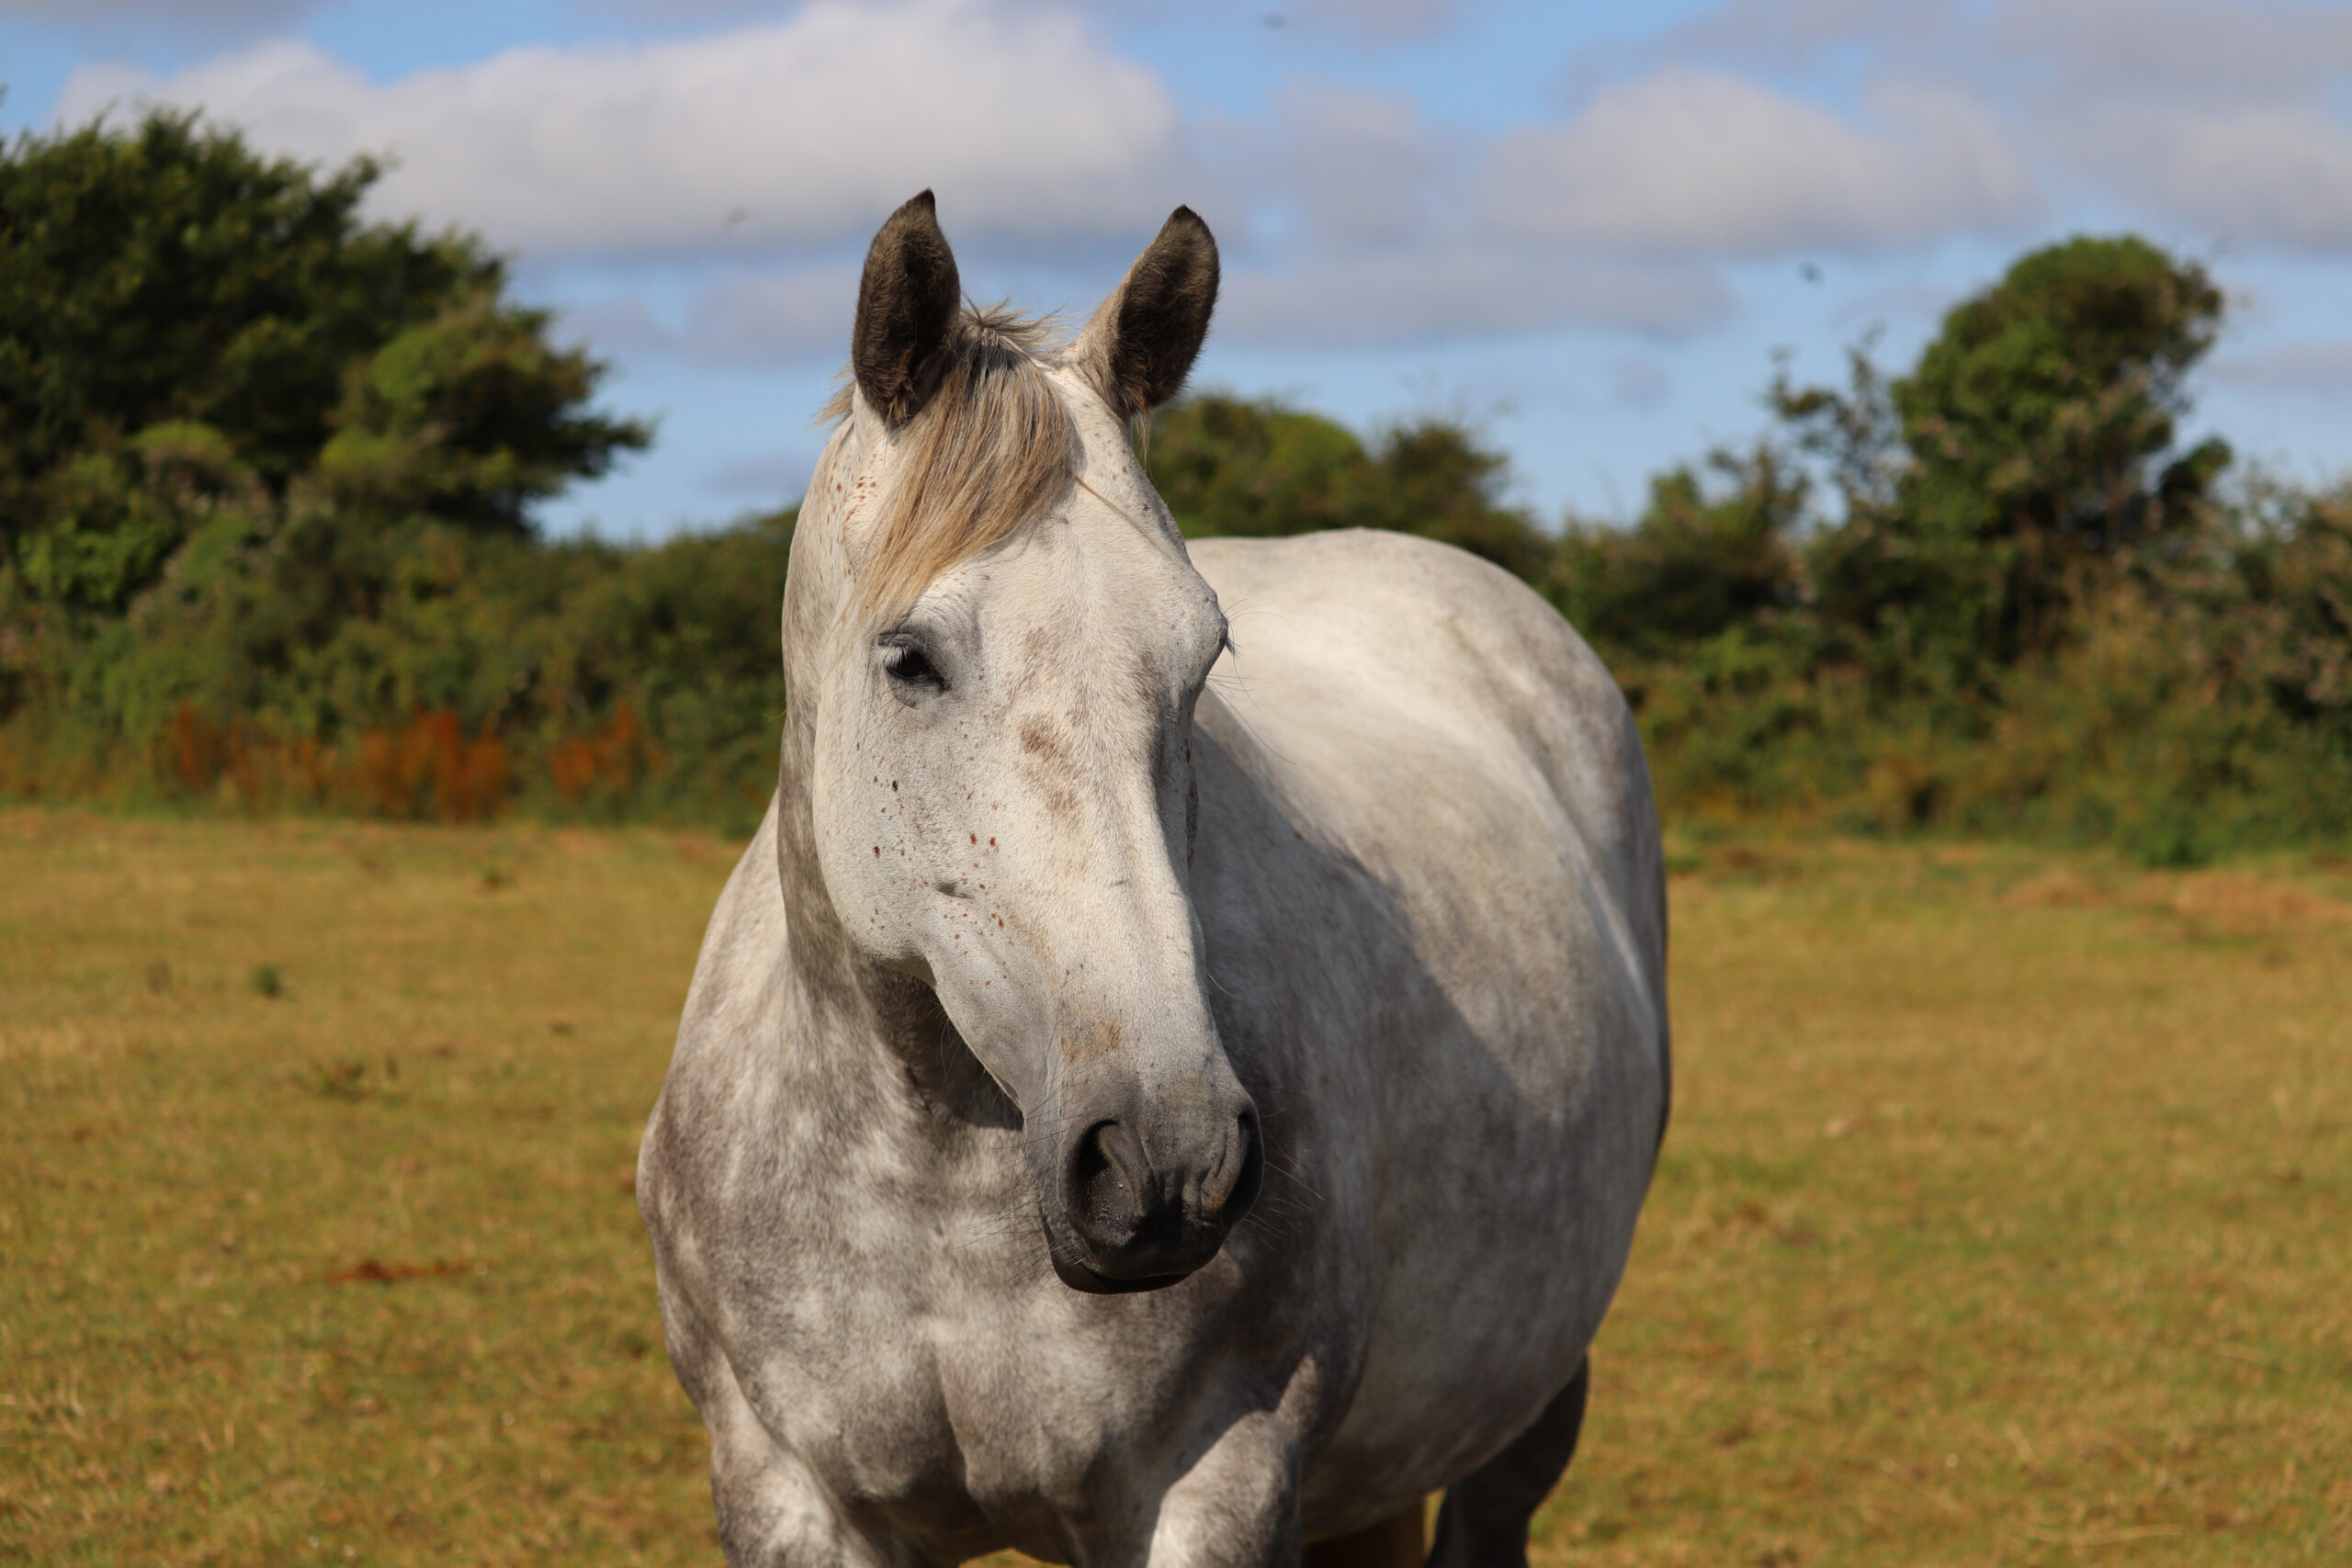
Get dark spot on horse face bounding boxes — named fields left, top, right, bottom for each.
left=1020, top=718, right=1067, bottom=762
left=1067, top=1018, right=1121, bottom=1064
left=1019, top=721, right=1084, bottom=821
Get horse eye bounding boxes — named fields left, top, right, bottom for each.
left=882, top=639, right=943, bottom=689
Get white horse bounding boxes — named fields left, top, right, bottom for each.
left=638, top=192, right=1669, bottom=1568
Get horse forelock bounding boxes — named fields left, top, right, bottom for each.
left=824, top=303, right=1081, bottom=628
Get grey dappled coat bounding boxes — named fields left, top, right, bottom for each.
left=637, top=196, right=1668, bottom=1568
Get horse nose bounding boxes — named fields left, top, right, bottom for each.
left=1206, top=1103, right=1263, bottom=1220
left=1063, top=1119, right=1156, bottom=1256
left=1057, top=1104, right=1261, bottom=1283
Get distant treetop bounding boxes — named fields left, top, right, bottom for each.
left=0, top=108, right=649, bottom=609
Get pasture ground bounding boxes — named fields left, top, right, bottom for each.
left=1, top=811, right=2345, bottom=1565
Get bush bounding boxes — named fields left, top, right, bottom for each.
left=1145, top=392, right=1554, bottom=577
left=0, top=491, right=794, bottom=832
left=8, top=155, right=2350, bottom=859
left=1553, top=445, right=1808, bottom=657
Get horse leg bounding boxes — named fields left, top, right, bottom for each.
left=1424, top=1358, right=1590, bottom=1568
left=694, top=1361, right=899, bottom=1568
left=656, top=1282, right=896, bottom=1568
left=1134, top=1409, right=1302, bottom=1568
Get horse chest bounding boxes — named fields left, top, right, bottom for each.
left=732, top=1286, right=959, bottom=1498
left=712, top=1160, right=1236, bottom=1524
left=711, top=1125, right=1101, bottom=1498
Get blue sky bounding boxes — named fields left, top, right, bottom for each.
left=7, top=0, right=2352, bottom=538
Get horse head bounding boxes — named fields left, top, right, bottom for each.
left=793, top=192, right=1260, bottom=1293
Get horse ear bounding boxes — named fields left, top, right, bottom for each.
left=1079, top=207, right=1219, bottom=419
left=854, top=190, right=963, bottom=427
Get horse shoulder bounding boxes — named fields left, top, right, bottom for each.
left=639, top=797, right=796, bottom=1306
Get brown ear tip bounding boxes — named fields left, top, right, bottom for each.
left=1167, top=205, right=1210, bottom=235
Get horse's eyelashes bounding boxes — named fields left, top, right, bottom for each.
left=882, top=638, right=945, bottom=691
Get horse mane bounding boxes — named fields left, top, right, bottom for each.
left=821, top=303, right=1079, bottom=626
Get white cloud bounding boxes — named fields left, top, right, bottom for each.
left=574, top=0, right=802, bottom=21
left=1666, top=0, right=2352, bottom=93
left=56, top=0, right=1187, bottom=258
left=1985, top=2, right=2352, bottom=252
left=1217, top=248, right=1730, bottom=347
left=1283, top=0, right=1465, bottom=40
left=1663, top=1, right=2352, bottom=253
left=1989, top=0, right=2352, bottom=104
left=1657, top=0, right=1965, bottom=68
left=1262, top=82, right=1454, bottom=249
left=1477, top=68, right=2035, bottom=258
left=1118, top=0, right=1470, bottom=43
left=2119, top=106, right=2352, bottom=250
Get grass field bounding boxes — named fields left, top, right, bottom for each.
left=2, top=812, right=2346, bottom=1565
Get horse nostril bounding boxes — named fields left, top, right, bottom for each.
left=1067, top=1121, right=1142, bottom=1243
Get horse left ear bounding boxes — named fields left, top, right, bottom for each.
left=854, top=190, right=963, bottom=428
left=1078, top=207, right=1219, bottom=419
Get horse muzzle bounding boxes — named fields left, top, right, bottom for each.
left=1042, top=1099, right=1262, bottom=1294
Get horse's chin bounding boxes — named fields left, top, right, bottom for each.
left=1048, top=1253, right=1195, bottom=1294
left=1041, top=1225, right=1213, bottom=1295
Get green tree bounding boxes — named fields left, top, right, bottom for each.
left=0, top=108, right=647, bottom=606
left=1145, top=394, right=1366, bottom=540
left=1554, top=444, right=1808, bottom=657
left=1782, top=235, right=2230, bottom=674
left=318, top=293, right=650, bottom=534
left=1144, top=393, right=1553, bottom=578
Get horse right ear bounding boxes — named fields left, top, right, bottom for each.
left=854, top=190, right=963, bottom=428
left=1076, top=207, right=1220, bottom=420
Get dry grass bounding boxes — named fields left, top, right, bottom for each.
left=0, top=812, right=725, bottom=1563
left=2, top=814, right=2346, bottom=1565
left=1549, top=838, right=2352, bottom=1566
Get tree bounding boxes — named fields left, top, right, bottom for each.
left=1781, top=235, right=2231, bottom=673
left=0, top=108, right=647, bottom=607
left=1144, top=393, right=1552, bottom=578
left=1554, top=445, right=1807, bottom=657
left=319, top=292, right=650, bottom=533
left=1144, top=394, right=1367, bottom=540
